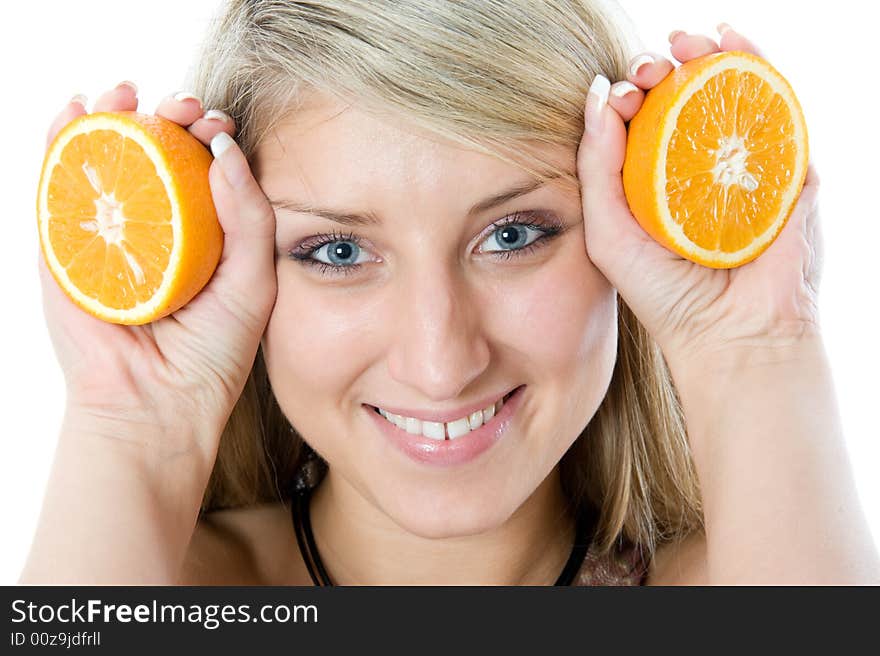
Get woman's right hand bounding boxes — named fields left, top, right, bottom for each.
left=40, top=82, right=277, bottom=465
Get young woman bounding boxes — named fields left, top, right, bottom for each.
left=22, top=0, right=879, bottom=585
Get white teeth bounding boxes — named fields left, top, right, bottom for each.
left=447, top=417, right=471, bottom=440
left=376, top=391, right=513, bottom=440
left=421, top=421, right=445, bottom=441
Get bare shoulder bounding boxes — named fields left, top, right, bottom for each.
left=644, top=530, right=708, bottom=585
left=177, top=500, right=312, bottom=585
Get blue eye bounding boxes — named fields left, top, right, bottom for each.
left=311, top=240, right=370, bottom=268
left=288, top=212, right=565, bottom=277
left=479, top=223, right=545, bottom=254
left=287, top=230, right=371, bottom=278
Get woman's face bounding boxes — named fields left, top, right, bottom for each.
left=256, top=95, right=618, bottom=539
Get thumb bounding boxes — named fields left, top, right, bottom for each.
left=205, top=132, right=277, bottom=323
left=576, top=73, right=678, bottom=307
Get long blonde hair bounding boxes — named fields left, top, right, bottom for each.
left=186, top=0, right=703, bottom=561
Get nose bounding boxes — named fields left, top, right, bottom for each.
left=386, top=262, right=491, bottom=402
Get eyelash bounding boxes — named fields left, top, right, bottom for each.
left=286, top=211, right=565, bottom=278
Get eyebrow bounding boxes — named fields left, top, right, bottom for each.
left=268, top=175, right=558, bottom=227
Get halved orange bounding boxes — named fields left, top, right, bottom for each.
left=36, top=111, right=223, bottom=324
left=622, top=50, right=809, bottom=268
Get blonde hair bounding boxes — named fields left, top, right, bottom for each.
left=187, top=0, right=703, bottom=561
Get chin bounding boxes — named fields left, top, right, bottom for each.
left=377, top=482, right=515, bottom=540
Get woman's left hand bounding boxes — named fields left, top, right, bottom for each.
left=576, top=24, right=823, bottom=378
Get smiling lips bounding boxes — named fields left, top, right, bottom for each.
left=368, top=385, right=526, bottom=467
left=374, top=388, right=517, bottom=440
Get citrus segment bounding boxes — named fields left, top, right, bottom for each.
left=622, top=51, right=809, bottom=268
left=37, top=111, right=223, bottom=324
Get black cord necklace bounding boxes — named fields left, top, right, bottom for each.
left=291, top=483, right=597, bottom=586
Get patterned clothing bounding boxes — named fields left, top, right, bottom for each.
left=573, top=540, right=650, bottom=586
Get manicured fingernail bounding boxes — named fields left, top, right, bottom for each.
left=210, top=132, right=246, bottom=188
left=116, top=80, right=138, bottom=95
left=173, top=91, right=203, bottom=108
left=628, top=54, right=655, bottom=77
left=70, top=94, right=87, bottom=108
left=716, top=22, right=733, bottom=37
left=210, top=131, right=234, bottom=158
left=668, top=30, right=686, bottom=43
left=610, top=81, right=640, bottom=98
left=203, top=109, right=230, bottom=123
left=585, top=74, right=610, bottom=137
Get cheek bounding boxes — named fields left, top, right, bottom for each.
left=500, top=247, right=617, bottom=470
left=262, top=273, right=374, bottom=418
left=501, top=247, right=617, bottom=376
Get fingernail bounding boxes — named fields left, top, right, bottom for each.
left=173, top=91, right=203, bottom=109
left=716, top=22, right=733, bottom=37
left=70, top=94, right=87, bottom=108
left=210, top=131, right=234, bottom=158
left=203, top=109, right=231, bottom=123
left=585, top=74, right=610, bottom=137
left=116, top=80, right=138, bottom=95
left=628, top=53, right=655, bottom=77
left=668, top=30, right=686, bottom=43
left=610, top=81, right=640, bottom=99
left=210, top=132, right=244, bottom=187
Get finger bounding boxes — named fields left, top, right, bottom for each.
left=756, top=160, right=822, bottom=290
left=802, top=163, right=823, bottom=295
left=770, top=162, right=821, bottom=246
left=45, top=96, right=88, bottom=149
left=93, top=81, right=139, bottom=113
left=154, top=91, right=205, bottom=128
left=608, top=81, right=644, bottom=122
left=187, top=110, right=236, bottom=147
left=788, top=161, right=823, bottom=293
left=803, top=161, right=821, bottom=189
left=578, top=75, right=673, bottom=284
left=626, top=52, right=675, bottom=90
left=668, top=30, right=721, bottom=63
left=200, top=133, right=277, bottom=328
left=717, top=23, right=767, bottom=58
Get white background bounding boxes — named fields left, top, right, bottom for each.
left=1, top=1, right=876, bottom=584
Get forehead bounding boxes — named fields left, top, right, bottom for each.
left=253, top=94, right=575, bottom=205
